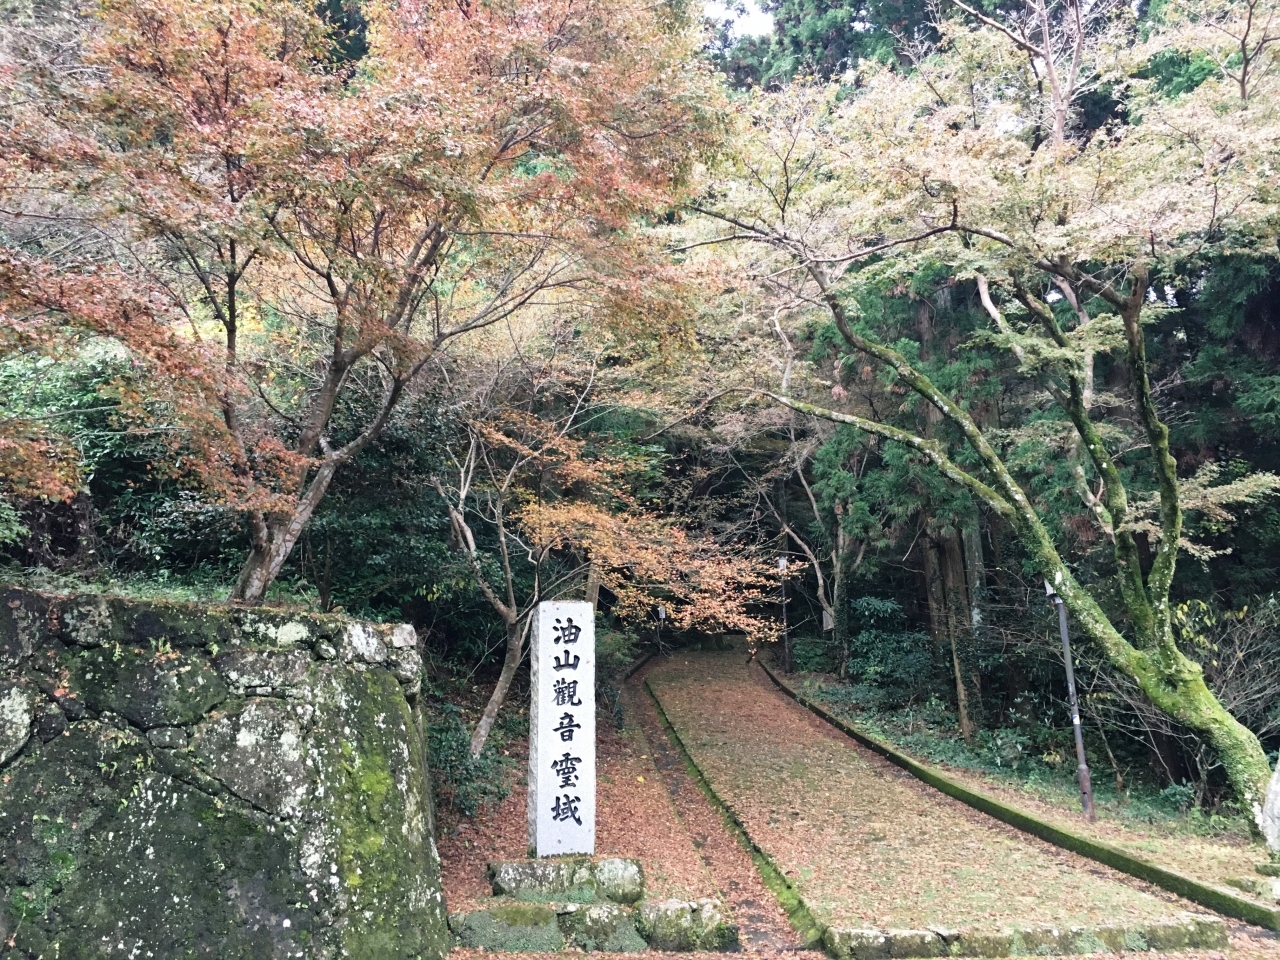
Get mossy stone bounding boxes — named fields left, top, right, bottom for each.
left=451, top=905, right=565, bottom=951
left=214, top=647, right=313, bottom=695
left=191, top=697, right=310, bottom=818
left=1181, top=915, right=1229, bottom=948
left=886, top=929, right=946, bottom=958
left=637, top=897, right=737, bottom=951
left=74, top=647, right=228, bottom=729
left=558, top=901, right=647, bottom=952
left=824, top=927, right=893, bottom=960
left=489, top=856, right=644, bottom=904
left=595, top=857, right=645, bottom=904
left=0, top=585, right=447, bottom=959
left=951, top=930, right=1014, bottom=958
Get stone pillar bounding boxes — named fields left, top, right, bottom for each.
left=529, top=600, right=596, bottom=857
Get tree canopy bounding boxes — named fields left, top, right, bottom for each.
left=4, top=0, right=1280, bottom=823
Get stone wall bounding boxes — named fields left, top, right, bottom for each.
left=0, top=585, right=449, bottom=959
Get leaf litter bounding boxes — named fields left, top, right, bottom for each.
left=441, top=648, right=1280, bottom=960
left=645, top=649, right=1227, bottom=933
left=791, top=673, right=1266, bottom=898
left=439, top=672, right=817, bottom=957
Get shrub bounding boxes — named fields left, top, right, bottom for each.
left=427, top=703, right=514, bottom=818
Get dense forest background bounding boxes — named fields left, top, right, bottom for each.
left=3, top=0, right=1280, bottom=825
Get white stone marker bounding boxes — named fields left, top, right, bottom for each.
left=528, top=600, right=596, bottom=857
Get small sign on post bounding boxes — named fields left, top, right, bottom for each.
left=529, top=601, right=596, bottom=857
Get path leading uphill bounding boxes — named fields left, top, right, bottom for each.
left=642, top=647, right=1231, bottom=950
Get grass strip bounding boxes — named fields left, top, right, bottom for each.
left=643, top=677, right=827, bottom=948
left=758, top=658, right=1280, bottom=933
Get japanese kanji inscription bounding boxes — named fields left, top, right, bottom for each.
left=528, top=600, right=596, bottom=856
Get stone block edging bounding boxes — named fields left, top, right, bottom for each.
left=448, top=896, right=737, bottom=952
left=758, top=658, right=1280, bottom=933
left=624, top=649, right=659, bottom=680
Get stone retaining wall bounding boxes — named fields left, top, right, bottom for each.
left=0, top=585, right=448, bottom=959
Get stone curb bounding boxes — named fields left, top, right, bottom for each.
left=822, top=916, right=1228, bottom=959
left=489, top=856, right=646, bottom=904
left=625, top=650, right=660, bottom=680
left=759, top=658, right=1280, bottom=934
left=645, top=671, right=1229, bottom=958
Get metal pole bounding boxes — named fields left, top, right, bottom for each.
left=1047, top=581, right=1097, bottom=821
left=779, top=555, right=790, bottom=672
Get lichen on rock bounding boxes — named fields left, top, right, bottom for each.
left=0, top=682, right=33, bottom=766
left=636, top=897, right=738, bottom=951
left=0, top=584, right=446, bottom=960
left=558, top=901, right=648, bottom=951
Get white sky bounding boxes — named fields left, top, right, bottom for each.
left=704, top=0, right=775, bottom=38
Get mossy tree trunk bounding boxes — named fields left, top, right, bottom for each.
left=764, top=260, right=1273, bottom=817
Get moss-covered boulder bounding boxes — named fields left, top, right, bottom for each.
left=0, top=585, right=448, bottom=960
left=594, top=857, right=646, bottom=904
left=558, top=902, right=648, bottom=951
left=636, top=897, right=738, bottom=951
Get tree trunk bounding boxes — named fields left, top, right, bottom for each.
left=922, top=539, right=948, bottom=655
left=470, top=619, right=526, bottom=759
left=961, top=519, right=985, bottom=628
left=832, top=534, right=849, bottom=678
left=1044, top=553, right=1274, bottom=818
left=925, top=534, right=972, bottom=741
left=948, top=606, right=974, bottom=745
left=232, top=461, right=341, bottom=604
left=942, top=531, right=980, bottom=727
left=234, top=529, right=307, bottom=605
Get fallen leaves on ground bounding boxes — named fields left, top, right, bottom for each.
left=646, top=651, right=1214, bottom=932
left=438, top=709, right=717, bottom=912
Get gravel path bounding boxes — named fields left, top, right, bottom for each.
left=645, top=649, right=1219, bottom=933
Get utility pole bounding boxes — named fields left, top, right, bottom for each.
left=1046, top=581, right=1097, bottom=821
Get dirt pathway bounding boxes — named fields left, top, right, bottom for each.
left=622, top=664, right=815, bottom=954
left=437, top=664, right=819, bottom=956
left=644, top=649, right=1224, bottom=934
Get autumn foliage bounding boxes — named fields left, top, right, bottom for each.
left=1, top=0, right=720, bottom=598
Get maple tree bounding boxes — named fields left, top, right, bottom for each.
left=677, top=0, right=1280, bottom=814
left=1, top=0, right=719, bottom=602
left=432, top=339, right=777, bottom=756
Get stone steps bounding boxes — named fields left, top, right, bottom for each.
left=447, top=856, right=739, bottom=952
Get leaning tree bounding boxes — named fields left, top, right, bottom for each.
left=681, top=0, right=1280, bottom=816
